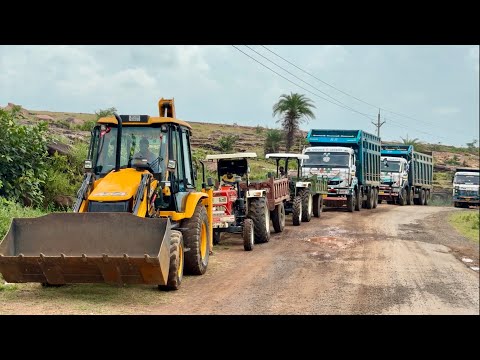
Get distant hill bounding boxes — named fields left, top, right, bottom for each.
left=3, top=103, right=479, bottom=178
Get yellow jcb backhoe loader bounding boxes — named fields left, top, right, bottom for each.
left=0, top=98, right=213, bottom=291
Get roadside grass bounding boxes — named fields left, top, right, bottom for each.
left=0, top=282, right=173, bottom=314
left=0, top=199, right=47, bottom=239
left=449, top=211, right=480, bottom=243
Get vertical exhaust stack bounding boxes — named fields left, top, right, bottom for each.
left=113, top=112, right=123, bottom=172
left=158, top=98, right=175, bottom=118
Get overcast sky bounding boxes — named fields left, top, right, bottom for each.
left=1, top=45, right=478, bottom=147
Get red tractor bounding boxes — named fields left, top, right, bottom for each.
left=204, top=152, right=268, bottom=251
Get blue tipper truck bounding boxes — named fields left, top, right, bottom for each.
left=303, top=129, right=381, bottom=212
left=379, top=144, right=433, bottom=205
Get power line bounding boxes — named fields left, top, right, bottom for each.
left=260, top=45, right=461, bottom=131
left=244, top=45, right=361, bottom=113
left=233, top=45, right=458, bottom=143
left=231, top=45, right=377, bottom=122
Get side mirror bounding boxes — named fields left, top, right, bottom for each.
left=167, top=159, right=176, bottom=171
left=84, top=159, right=93, bottom=172
left=207, top=177, right=214, bottom=187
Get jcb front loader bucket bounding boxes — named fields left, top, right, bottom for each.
left=0, top=213, right=171, bottom=286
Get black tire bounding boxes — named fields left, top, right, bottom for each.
left=453, top=202, right=459, bottom=208
left=406, top=187, right=412, bottom=205
left=213, top=231, right=221, bottom=245
left=292, top=196, right=302, bottom=226
left=182, top=203, right=210, bottom=275
left=366, top=188, right=373, bottom=209
left=300, top=189, right=313, bottom=222
left=399, top=188, right=407, bottom=206
left=248, top=197, right=270, bottom=243
left=346, top=194, right=355, bottom=212
left=243, top=218, right=254, bottom=251
left=424, top=190, right=430, bottom=205
left=313, top=194, right=323, bottom=217
left=355, top=189, right=361, bottom=211
left=158, top=230, right=184, bottom=291
left=372, top=188, right=378, bottom=209
left=419, top=189, right=426, bottom=205
left=271, top=202, right=285, bottom=233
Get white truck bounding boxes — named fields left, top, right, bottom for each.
left=452, top=168, right=479, bottom=208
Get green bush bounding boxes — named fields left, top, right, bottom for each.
left=218, top=135, right=238, bottom=152
left=0, top=108, right=49, bottom=206
left=0, top=198, right=46, bottom=239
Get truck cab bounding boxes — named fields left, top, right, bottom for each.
left=380, top=156, right=409, bottom=195
left=452, top=169, right=480, bottom=208
left=302, top=146, right=357, bottom=194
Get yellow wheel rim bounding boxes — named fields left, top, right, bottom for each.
left=178, top=241, right=184, bottom=278
left=200, top=223, right=207, bottom=259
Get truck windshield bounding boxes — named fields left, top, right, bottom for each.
left=303, top=152, right=349, bottom=168
left=381, top=161, right=401, bottom=172
left=95, top=126, right=167, bottom=175
left=454, top=174, right=479, bottom=185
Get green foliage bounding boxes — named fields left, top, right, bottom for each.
left=400, top=135, right=427, bottom=153
left=272, top=92, right=316, bottom=151
left=449, top=211, right=480, bottom=243
left=446, top=154, right=461, bottom=165
left=78, top=120, right=97, bottom=132
left=0, top=108, right=49, bottom=206
left=0, top=198, right=46, bottom=239
left=218, top=134, right=239, bottom=152
left=264, top=128, right=283, bottom=155
left=255, top=125, right=264, bottom=134
left=42, top=153, right=78, bottom=208
left=95, top=107, right=117, bottom=119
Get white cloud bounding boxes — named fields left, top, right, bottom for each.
left=433, top=106, right=461, bottom=115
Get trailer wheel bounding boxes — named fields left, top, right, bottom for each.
left=424, top=190, right=430, bottom=205
left=271, top=202, right=285, bottom=233
left=355, top=189, right=361, bottom=211
left=301, top=190, right=313, bottom=222
left=292, top=196, right=302, bottom=226
left=407, top=187, right=413, bottom=205
left=158, top=230, right=184, bottom=291
left=182, top=203, right=210, bottom=275
left=213, top=231, right=221, bottom=245
left=313, top=194, right=323, bottom=217
left=243, top=218, right=254, bottom=251
left=372, top=188, right=378, bottom=208
left=419, top=189, right=426, bottom=205
left=366, top=188, right=374, bottom=209
left=248, top=197, right=270, bottom=243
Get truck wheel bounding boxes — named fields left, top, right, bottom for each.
left=213, top=231, right=221, bottom=245
left=243, top=218, right=254, bottom=251
left=313, top=194, right=323, bottom=217
left=301, top=190, right=313, bottom=222
left=346, top=194, right=355, bottom=212
left=407, top=187, right=413, bottom=205
left=158, top=230, right=184, bottom=291
left=399, top=188, right=406, bottom=206
left=271, top=202, right=285, bottom=233
left=292, top=196, right=302, bottom=226
left=366, top=189, right=373, bottom=209
left=355, top=189, right=361, bottom=211
left=424, top=190, right=430, bottom=205
left=372, top=188, right=378, bottom=208
left=248, top=197, right=270, bottom=243
left=182, top=203, right=210, bottom=275
left=419, top=189, right=426, bottom=205
left=453, top=202, right=459, bottom=208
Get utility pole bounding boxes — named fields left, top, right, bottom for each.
left=371, top=109, right=386, bottom=137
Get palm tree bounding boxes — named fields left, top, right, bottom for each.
left=401, top=134, right=425, bottom=153
left=272, top=93, right=316, bottom=151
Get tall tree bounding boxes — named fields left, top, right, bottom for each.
left=272, top=93, right=316, bottom=151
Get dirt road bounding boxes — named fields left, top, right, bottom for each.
left=1, top=204, right=478, bottom=315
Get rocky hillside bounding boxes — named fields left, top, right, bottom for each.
left=3, top=103, right=479, bottom=175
